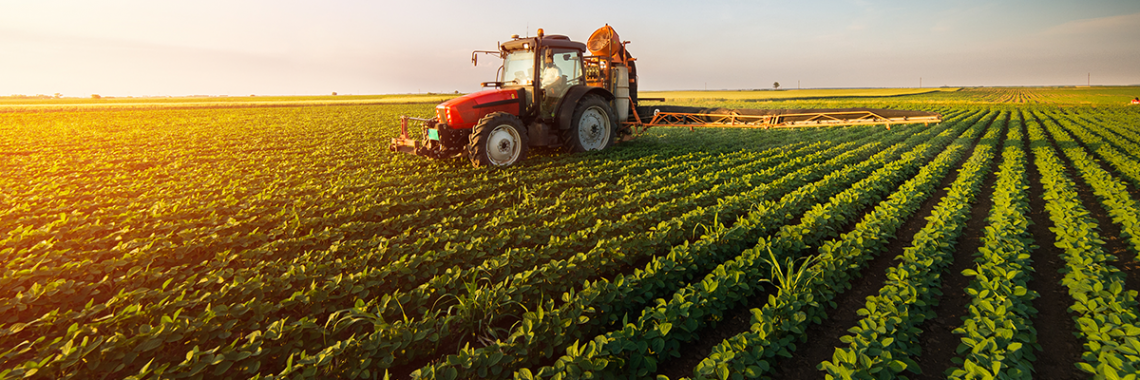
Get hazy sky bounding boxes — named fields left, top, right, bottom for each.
left=3, top=0, right=1139, bottom=96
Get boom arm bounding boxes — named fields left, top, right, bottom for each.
left=623, top=104, right=942, bottom=135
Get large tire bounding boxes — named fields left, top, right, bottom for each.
left=564, top=95, right=617, bottom=153
left=468, top=112, right=529, bottom=167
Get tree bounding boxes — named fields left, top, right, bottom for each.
left=331, top=92, right=337, bottom=96
left=773, top=82, right=780, bottom=90
left=91, top=94, right=101, bottom=99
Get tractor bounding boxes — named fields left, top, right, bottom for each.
left=390, top=25, right=636, bottom=167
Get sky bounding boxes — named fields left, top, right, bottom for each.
left=2, top=0, right=1139, bottom=97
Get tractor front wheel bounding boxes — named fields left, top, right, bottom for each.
left=468, top=112, right=529, bottom=167
left=564, top=95, right=617, bottom=153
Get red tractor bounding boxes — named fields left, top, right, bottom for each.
left=391, top=25, right=637, bottom=167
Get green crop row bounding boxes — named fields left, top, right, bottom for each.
left=818, top=111, right=1001, bottom=379
left=1076, top=117, right=1140, bottom=190
left=1039, top=111, right=1140, bottom=258
left=1026, top=119, right=1140, bottom=377
left=686, top=111, right=994, bottom=380
left=947, top=112, right=1039, bottom=379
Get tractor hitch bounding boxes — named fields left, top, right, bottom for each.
left=388, top=116, right=467, bottom=159
left=388, top=115, right=427, bottom=154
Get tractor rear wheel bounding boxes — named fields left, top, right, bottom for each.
left=564, top=95, right=617, bottom=153
left=468, top=112, right=529, bottom=167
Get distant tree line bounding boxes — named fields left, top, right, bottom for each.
left=4, top=93, right=63, bottom=99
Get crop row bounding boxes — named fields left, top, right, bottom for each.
left=685, top=111, right=995, bottom=380
left=1072, top=115, right=1140, bottom=189
left=1026, top=118, right=1140, bottom=376
left=945, top=110, right=1038, bottom=378
left=1036, top=111, right=1140, bottom=257
left=816, top=111, right=1001, bottom=379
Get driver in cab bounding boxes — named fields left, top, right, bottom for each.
left=541, top=50, right=565, bottom=93
left=540, top=50, right=568, bottom=115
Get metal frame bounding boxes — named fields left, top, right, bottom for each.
left=620, top=100, right=941, bottom=135
left=390, top=115, right=432, bottom=153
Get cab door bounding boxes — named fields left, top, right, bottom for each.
left=539, top=48, right=582, bottom=118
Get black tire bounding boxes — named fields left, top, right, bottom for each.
left=627, top=61, right=638, bottom=105
left=468, top=112, right=529, bottom=167
left=563, top=95, right=617, bottom=153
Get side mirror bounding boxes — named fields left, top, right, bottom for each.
left=472, top=53, right=477, bottom=66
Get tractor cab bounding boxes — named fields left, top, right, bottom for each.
left=496, top=33, right=587, bottom=120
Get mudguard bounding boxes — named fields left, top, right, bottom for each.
left=554, top=85, right=615, bottom=134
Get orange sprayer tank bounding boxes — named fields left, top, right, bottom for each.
left=588, top=25, right=622, bottom=61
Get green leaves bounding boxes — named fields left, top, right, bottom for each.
left=690, top=111, right=989, bottom=380
left=12, top=98, right=1140, bottom=380
left=820, top=112, right=1002, bottom=379
left=944, top=114, right=1039, bottom=379
left=964, top=112, right=1140, bottom=378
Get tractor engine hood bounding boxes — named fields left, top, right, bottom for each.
left=435, top=88, right=524, bottom=129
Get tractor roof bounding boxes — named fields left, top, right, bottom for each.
left=501, top=35, right=586, bottom=53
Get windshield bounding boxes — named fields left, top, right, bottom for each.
left=502, top=51, right=535, bottom=85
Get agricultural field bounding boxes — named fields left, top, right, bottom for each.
left=0, top=94, right=460, bottom=113
left=2, top=86, right=1140, bottom=379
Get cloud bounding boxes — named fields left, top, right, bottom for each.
left=1042, top=12, right=1140, bottom=37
